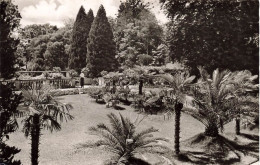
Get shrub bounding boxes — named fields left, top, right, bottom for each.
left=81, top=67, right=90, bottom=77
left=50, top=88, right=79, bottom=96
left=53, top=67, right=61, bottom=73
left=49, top=72, right=65, bottom=79
left=103, top=93, right=120, bottom=108
left=138, top=54, right=153, bottom=66
left=68, top=69, right=78, bottom=78
left=101, top=70, right=108, bottom=77
left=87, top=87, right=105, bottom=103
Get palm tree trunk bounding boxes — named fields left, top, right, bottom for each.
left=31, top=115, right=40, bottom=165
left=235, top=118, right=240, bottom=135
left=174, top=102, right=183, bottom=155
left=139, top=79, right=143, bottom=95
left=205, top=122, right=219, bottom=137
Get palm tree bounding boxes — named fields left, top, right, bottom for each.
left=228, top=70, right=258, bottom=135
left=184, top=67, right=235, bottom=137
left=156, top=71, right=196, bottom=155
left=185, top=67, right=259, bottom=137
left=21, top=84, right=73, bottom=165
left=89, top=113, right=170, bottom=164
left=228, top=96, right=259, bottom=135
left=180, top=68, right=259, bottom=162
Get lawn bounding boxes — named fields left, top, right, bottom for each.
left=7, top=93, right=258, bottom=165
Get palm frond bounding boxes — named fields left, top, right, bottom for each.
left=134, top=137, right=169, bottom=150
left=133, top=127, right=159, bottom=141
left=107, top=113, right=124, bottom=138
left=96, top=123, right=125, bottom=149
left=21, top=84, right=73, bottom=134
left=41, top=115, right=61, bottom=132
left=89, top=126, right=124, bottom=154
left=89, top=113, right=171, bottom=162
left=183, top=75, right=196, bottom=85
left=22, top=115, right=33, bottom=137
left=182, top=108, right=209, bottom=127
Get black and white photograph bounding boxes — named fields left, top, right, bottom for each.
left=0, top=0, right=259, bottom=164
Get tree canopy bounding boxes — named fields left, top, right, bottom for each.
left=115, top=0, right=163, bottom=67
left=0, top=0, right=21, bottom=79
left=161, top=0, right=259, bottom=75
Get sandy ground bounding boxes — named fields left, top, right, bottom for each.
left=6, top=93, right=258, bottom=165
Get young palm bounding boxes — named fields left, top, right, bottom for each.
left=228, top=95, right=259, bottom=135
left=20, top=84, right=73, bottom=165
left=184, top=67, right=235, bottom=137
left=89, top=113, right=169, bottom=164
left=228, top=70, right=258, bottom=135
left=156, top=71, right=196, bottom=155
left=182, top=68, right=259, bottom=162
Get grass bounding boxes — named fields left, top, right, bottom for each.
left=7, top=93, right=259, bottom=165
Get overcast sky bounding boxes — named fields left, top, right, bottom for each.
left=13, top=0, right=169, bottom=28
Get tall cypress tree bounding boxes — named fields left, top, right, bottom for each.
left=85, top=9, right=94, bottom=65
left=69, top=6, right=93, bottom=73
left=87, top=5, right=117, bottom=77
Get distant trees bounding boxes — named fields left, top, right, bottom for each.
left=161, top=0, right=259, bottom=75
left=27, top=35, right=50, bottom=71
left=69, top=6, right=94, bottom=73
left=19, top=24, right=58, bottom=40
left=152, top=44, right=170, bottom=66
left=44, top=41, right=66, bottom=70
left=0, top=0, right=21, bottom=79
left=18, top=22, right=73, bottom=71
left=14, top=1, right=165, bottom=76
left=17, top=23, right=59, bottom=70
left=87, top=5, right=117, bottom=77
left=115, top=0, right=163, bottom=67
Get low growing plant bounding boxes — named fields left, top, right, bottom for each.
left=89, top=113, right=170, bottom=164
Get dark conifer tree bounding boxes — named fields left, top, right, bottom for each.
left=69, top=6, right=93, bottom=73
left=87, top=5, right=117, bottom=77
left=85, top=9, right=94, bottom=65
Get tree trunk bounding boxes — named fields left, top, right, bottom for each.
left=205, top=122, right=219, bottom=137
left=236, top=118, right=240, bottom=135
left=31, top=115, right=40, bottom=165
left=139, top=79, right=143, bottom=95
left=174, top=102, right=183, bottom=155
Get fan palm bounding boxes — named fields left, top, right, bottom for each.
left=131, top=66, right=157, bottom=95
left=89, top=113, right=169, bottom=164
left=156, top=71, right=196, bottom=155
left=20, top=84, right=73, bottom=165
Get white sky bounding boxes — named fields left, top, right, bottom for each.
left=13, top=0, right=169, bottom=28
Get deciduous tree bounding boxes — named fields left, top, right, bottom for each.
left=161, top=0, right=259, bottom=75
left=0, top=0, right=21, bottom=79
